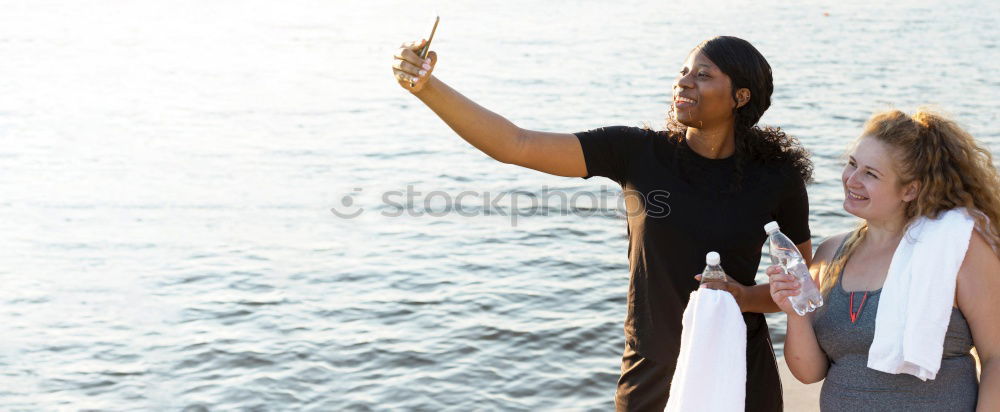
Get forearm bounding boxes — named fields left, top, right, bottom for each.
left=741, top=284, right=781, bottom=313
left=413, top=76, right=522, bottom=163
left=783, top=314, right=828, bottom=384
left=978, top=358, right=999, bottom=411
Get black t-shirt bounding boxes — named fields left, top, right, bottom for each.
left=575, top=126, right=811, bottom=364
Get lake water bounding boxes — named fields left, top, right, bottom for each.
left=1, top=0, right=997, bottom=410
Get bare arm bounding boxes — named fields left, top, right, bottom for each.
left=770, top=234, right=848, bottom=384
left=393, top=40, right=587, bottom=177
left=781, top=308, right=827, bottom=384
left=955, top=232, right=1000, bottom=410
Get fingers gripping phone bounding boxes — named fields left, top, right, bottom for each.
left=411, top=16, right=439, bottom=87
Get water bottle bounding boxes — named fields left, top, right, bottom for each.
left=765, top=221, right=823, bottom=315
left=700, top=251, right=728, bottom=284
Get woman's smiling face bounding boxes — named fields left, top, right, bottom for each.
left=672, top=50, right=738, bottom=128
left=841, top=135, right=918, bottom=221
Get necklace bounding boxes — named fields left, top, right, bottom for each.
left=849, top=291, right=869, bottom=324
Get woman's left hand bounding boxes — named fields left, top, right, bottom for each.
left=694, top=273, right=749, bottom=310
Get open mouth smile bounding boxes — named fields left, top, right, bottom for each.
left=848, top=191, right=869, bottom=201
left=674, top=96, right=697, bottom=107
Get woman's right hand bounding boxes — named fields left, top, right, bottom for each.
left=392, top=39, right=437, bottom=94
left=768, top=265, right=802, bottom=315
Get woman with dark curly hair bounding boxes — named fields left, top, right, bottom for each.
left=392, top=35, right=812, bottom=411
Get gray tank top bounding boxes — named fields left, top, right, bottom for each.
left=812, top=236, right=979, bottom=411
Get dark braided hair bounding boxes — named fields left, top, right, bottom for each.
left=657, top=36, right=813, bottom=190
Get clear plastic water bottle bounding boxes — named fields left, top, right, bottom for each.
left=765, top=221, right=823, bottom=315
left=700, top=251, right=728, bottom=284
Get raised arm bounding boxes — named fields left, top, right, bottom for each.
left=392, top=39, right=587, bottom=177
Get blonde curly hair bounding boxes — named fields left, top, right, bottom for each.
left=820, top=109, right=1000, bottom=295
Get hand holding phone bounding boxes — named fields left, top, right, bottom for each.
left=392, top=16, right=440, bottom=93
left=410, top=16, right=439, bottom=87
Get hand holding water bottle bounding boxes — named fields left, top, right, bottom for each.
left=767, top=265, right=802, bottom=315
left=695, top=252, right=750, bottom=311
left=765, top=221, right=823, bottom=315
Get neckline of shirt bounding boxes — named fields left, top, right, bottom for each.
left=677, top=138, right=737, bottom=166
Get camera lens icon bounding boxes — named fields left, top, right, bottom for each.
left=331, top=188, right=363, bottom=219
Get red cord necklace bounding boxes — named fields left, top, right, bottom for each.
left=849, top=291, right=869, bottom=324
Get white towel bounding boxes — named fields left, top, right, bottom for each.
left=868, top=208, right=974, bottom=381
left=665, top=289, right=746, bottom=412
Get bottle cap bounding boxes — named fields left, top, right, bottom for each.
left=706, top=251, right=720, bottom=265
left=764, top=221, right=781, bottom=234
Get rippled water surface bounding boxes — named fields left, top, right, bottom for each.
left=1, top=0, right=998, bottom=410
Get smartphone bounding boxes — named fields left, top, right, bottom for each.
left=418, top=16, right=440, bottom=59
left=410, top=16, right=439, bottom=87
